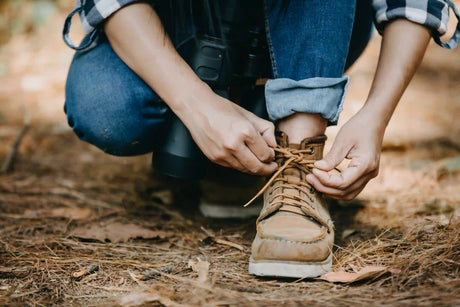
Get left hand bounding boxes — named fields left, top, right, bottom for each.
left=306, top=109, right=385, bottom=200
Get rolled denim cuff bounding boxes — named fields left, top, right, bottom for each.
left=265, top=76, right=349, bottom=125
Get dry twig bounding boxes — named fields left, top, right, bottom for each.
left=1, top=113, right=30, bottom=174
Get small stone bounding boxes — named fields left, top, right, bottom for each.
left=436, top=156, right=460, bottom=180
left=140, top=265, right=173, bottom=280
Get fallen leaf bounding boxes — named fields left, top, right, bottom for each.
left=6, top=208, right=95, bottom=220
left=71, top=222, right=174, bottom=243
left=49, top=207, right=95, bottom=219
left=119, top=292, right=162, bottom=307
left=318, top=266, right=389, bottom=283
left=188, top=258, right=210, bottom=283
left=71, top=264, right=99, bottom=279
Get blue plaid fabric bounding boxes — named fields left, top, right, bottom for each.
left=63, top=0, right=460, bottom=51
left=373, top=0, right=460, bottom=49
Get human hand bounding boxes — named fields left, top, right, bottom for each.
left=306, top=110, right=385, bottom=200
left=181, top=92, right=277, bottom=175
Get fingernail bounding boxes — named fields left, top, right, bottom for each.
left=315, top=160, right=325, bottom=168
left=306, top=174, right=314, bottom=183
left=312, top=168, right=322, bottom=176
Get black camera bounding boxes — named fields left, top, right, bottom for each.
left=152, top=0, right=270, bottom=180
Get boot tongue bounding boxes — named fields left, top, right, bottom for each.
left=288, top=143, right=301, bottom=150
left=275, top=131, right=289, bottom=147
left=276, top=134, right=327, bottom=215
left=278, top=142, right=304, bottom=215
left=278, top=135, right=327, bottom=179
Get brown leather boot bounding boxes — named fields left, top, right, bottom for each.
left=246, top=132, right=334, bottom=278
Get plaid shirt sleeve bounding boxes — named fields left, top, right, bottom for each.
left=63, top=0, right=141, bottom=51
left=63, top=0, right=460, bottom=51
left=372, top=0, right=460, bottom=49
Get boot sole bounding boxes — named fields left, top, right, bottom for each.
left=248, top=253, right=332, bottom=278
left=199, top=201, right=262, bottom=219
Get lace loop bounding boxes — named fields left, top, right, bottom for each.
left=244, top=146, right=315, bottom=208
left=245, top=144, right=334, bottom=232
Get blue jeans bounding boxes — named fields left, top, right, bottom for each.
left=65, top=0, right=373, bottom=156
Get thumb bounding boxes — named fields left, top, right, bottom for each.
left=315, top=140, right=348, bottom=171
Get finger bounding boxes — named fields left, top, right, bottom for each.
left=315, top=139, right=349, bottom=171
left=306, top=173, right=371, bottom=198
left=235, top=145, right=277, bottom=175
left=257, top=120, right=276, bottom=148
left=216, top=154, right=247, bottom=173
left=312, top=162, right=366, bottom=190
left=325, top=176, right=370, bottom=200
left=245, top=114, right=276, bottom=148
left=306, top=174, right=346, bottom=196
left=245, top=128, right=275, bottom=163
left=338, top=169, right=378, bottom=200
left=339, top=184, right=367, bottom=201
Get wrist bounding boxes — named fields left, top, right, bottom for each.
left=167, top=80, right=215, bottom=118
left=356, top=103, right=389, bottom=134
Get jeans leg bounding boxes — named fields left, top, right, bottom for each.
left=64, top=38, right=168, bottom=156
left=264, top=0, right=357, bottom=125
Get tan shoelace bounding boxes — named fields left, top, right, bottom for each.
left=244, top=146, right=331, bottom=230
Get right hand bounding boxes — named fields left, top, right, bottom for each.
left=180, top=93, right=278, bottom=176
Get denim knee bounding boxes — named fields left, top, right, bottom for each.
left=64, top=91, right=167, bottom=156
left=65, top=105, right=166, bottom=156
left=64, top=41, right=168, bottom=156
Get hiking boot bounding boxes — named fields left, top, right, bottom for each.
left=199, top=166, right=264, bottom=219
left=246, top=132, right=334, bottom=278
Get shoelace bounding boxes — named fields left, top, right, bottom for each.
left=244, top=146, right=332, bottom=231
left=244, top=146, right=316, bottom=208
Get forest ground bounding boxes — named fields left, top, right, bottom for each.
left=0, top=2, right=459, bottom=306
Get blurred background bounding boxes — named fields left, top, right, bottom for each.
left=0, top=1, right=459, bottom=305
left=0, top=0, right=459, bottom=207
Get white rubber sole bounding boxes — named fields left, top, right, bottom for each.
left=199, top=201, right=262, bottom=219
left=248, top=253, right=332, bottom=278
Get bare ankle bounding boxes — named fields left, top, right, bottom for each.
left=277, top=113, right=327, bottom=143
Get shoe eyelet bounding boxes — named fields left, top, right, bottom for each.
left=309, top=146, right=315, bottom=154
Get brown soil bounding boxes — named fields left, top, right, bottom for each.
left=0, top=3, right=459, bottom=306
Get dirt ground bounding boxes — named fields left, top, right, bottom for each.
left=0, top=3, right=459, bottom=306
